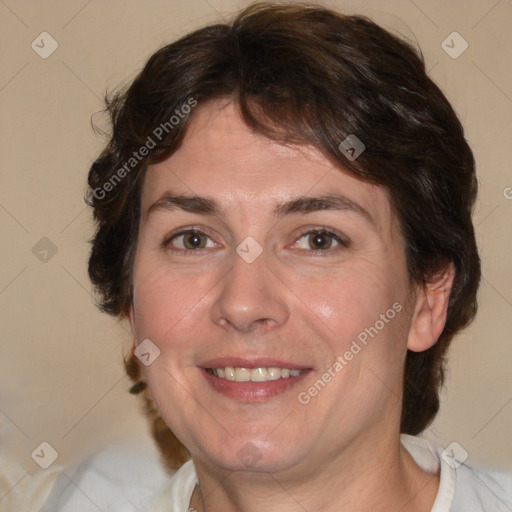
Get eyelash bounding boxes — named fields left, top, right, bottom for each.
left=162, top=226, right=350, bottom=254
left=292, top=227, right=349, bottom=253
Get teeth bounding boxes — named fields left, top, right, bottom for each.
left=251, top=367, right=267, bottom=382
left=267, top=367, right=282, bottom=380
left=211, top=367, right=305, bottom=382
left=235, top=368, right=251, bottom=382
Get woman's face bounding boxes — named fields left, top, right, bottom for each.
left=130, top=100, right=418, bottom=475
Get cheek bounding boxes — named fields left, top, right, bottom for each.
left=288, top=258, right=411, bottom=379
left=131, top=261, right=212, bottom=348
left=292, top=258, right=404, bottom=330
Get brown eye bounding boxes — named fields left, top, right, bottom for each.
left=169, top=230, right=214, bottom=250
left=308, top=231, right=333, bottom=250
left=294, top=230, right=346, bottom=251
left=183, top=232, right=206, bottom=249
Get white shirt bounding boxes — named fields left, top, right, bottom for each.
left=41, top=435, right=512, bottom=511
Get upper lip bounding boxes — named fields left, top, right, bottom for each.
left=200, top=356, right=311, bottom=370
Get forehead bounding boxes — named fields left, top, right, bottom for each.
left=141, top=101, right=396, bottom=235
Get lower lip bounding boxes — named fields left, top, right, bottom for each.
left=200, top=368, right=311, bottom=402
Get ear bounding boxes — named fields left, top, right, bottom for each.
left=407, top=262, right=455, bottom=352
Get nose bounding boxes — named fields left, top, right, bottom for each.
left=209, top=250, right=290, bottom=334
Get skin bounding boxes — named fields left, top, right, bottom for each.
left=129, top=100, right=454, bottom=512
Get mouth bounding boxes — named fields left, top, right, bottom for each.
left=199, top=358, right=312, bottom=401
left=206, top=366, right=306, bottom=382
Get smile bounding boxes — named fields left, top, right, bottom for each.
left=207, top=367, right=305, bottom=382
left=201, top=364, right=312, bottom=401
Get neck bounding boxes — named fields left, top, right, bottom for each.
left=189, top=432, right=440, bottom=512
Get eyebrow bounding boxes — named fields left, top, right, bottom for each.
left=147, top=192, right=375, bottom=226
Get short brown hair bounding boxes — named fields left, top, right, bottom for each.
left=87, top=2, right=480, bottom=469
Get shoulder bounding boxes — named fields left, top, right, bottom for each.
left=401, top=434, right=512, bottom=512
left=0, top=443, right=61, bottom=512
left=41, top=442, right=172, bottom=512
left=145, top=459, right=197, bottom=512
left=451, top=463, right=512, bottom=512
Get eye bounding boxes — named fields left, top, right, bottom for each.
left=166, top=230, right=216, bottom=250
left=294, top=230, right=346, bottom=251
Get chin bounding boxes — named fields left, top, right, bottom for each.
left=196, top=434, right=310, bottom=474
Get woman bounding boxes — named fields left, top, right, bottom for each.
left=44, top=2, right=512, bottom=511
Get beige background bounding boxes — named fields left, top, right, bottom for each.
left=1, top=0, right=511, bottom=501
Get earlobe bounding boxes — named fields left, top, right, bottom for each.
left=407, top=263, right=455, bottom=353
